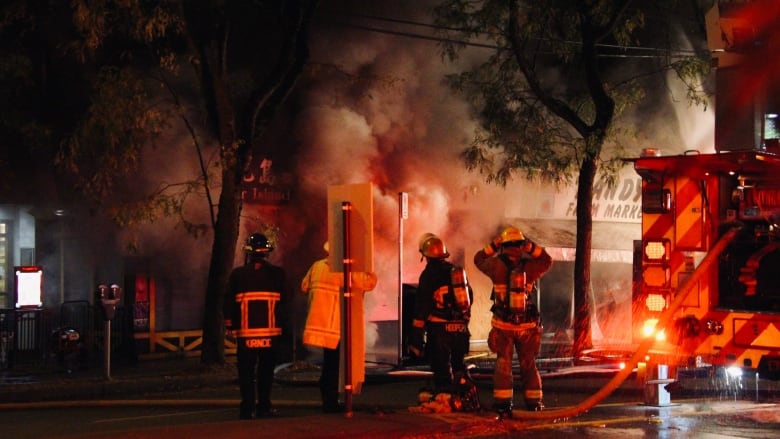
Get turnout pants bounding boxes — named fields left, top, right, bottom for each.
left=427, top=322, right=470, bottom=394
left=488, top=325, right=543, bottom=409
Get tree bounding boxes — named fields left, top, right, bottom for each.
left=0, top=0, right=319, bottom=365
left=432, top=0, right=710, bottom=356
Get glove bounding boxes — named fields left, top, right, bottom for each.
left=485, top=235, right=502, bottom=255
left=408, top=326, right=425, bottom=358
left=523, top=240, right=541, bottom=257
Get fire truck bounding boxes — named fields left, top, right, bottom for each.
left=630, top=150, right=780, bottom=380
left=628, top=1, right=780, bottom=381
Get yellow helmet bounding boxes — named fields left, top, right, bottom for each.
left=419, top=233, right=450, bottom=259
left=418, top=233, right=437, bottom=252
left=500, top=226, right=525, bottom=245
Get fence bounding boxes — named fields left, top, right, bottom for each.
left=0, top=302, right=237, bottom=369
left=0, top=308, right=54, bottom=368
left=0, top=302, right=131, bottom=371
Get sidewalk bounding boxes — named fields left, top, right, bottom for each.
left=0, top=354, right=644, bottom=439
left=0, top=355, right=239, bottom=405
left=3, top=354, right=779, bottom=439
left=0, top=348, right=633, bottom=406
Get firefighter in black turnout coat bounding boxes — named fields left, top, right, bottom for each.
left=409, top=233, right=478, bottom=411
left=224, top=232, right=289, bottom=420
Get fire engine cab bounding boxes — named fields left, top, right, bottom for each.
left=630, top=150, right=780, bottom=381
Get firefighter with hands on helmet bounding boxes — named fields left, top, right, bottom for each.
left=409, top=233, right=479, bottom=412
left=474, top=225, right=553, bottom=418
left=224, top=232, right=289, bottom=420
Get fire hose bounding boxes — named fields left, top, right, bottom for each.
left=509, top=226, right=741, bottom=420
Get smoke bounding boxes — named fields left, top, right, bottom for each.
left=294, top=26, right=494, bottom=299
left=619, top=11, right=715, bottom=156
left=235, top=5, right=511, bottom=356
left=668, top=21, right=716, bottom=154
left=241, top=3, right=716, bottom=355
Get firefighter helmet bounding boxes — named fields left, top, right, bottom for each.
left=419, top=233, right=450, bottom=259
left=418, top=233, right=437, bottom=252
left=244, top=233, right=274, bottom=254
left=500, top=226, right=525, bottom=245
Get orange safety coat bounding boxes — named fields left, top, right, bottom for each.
left=301, top=258, right=377, bottom=393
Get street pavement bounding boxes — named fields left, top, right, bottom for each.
left=1, top=354, right=780, bottom=438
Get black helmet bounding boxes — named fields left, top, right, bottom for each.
left=244, top=233, right=274, bottom=254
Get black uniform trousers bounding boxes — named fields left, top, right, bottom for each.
left=426, top=321, right=469, bottom=394
left=237, top=337, right=278, bottom=417
left=320, top=344, right=341, bottom=410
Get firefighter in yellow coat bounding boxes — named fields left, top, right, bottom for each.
left=474, top=226, right=553, bottom=418
left=301, top=242, right=377, bottom=413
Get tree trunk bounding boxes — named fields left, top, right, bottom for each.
left=197, top=1, right=318, bottom=366
left=200, top=166, right=243, bottom=365
left=572, top=155, right=597, bottom=358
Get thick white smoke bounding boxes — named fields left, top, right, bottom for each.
left=241, top=3, right=715, bottom=356
left=282, top=13, right=505, bottom=351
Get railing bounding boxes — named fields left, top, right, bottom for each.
left=1, top=304, right=237, bottom=366
left=1, top=309, right=54, bottom=367
left=133, top=330, right=236, bottom=359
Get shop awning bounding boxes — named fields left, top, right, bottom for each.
left=509, top=218, right=639, bottom=263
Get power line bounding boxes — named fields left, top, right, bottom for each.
left=315, top=9, right=701, bottom=59
left=319, top=18, right=498, bottom=50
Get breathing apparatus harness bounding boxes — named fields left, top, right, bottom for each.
left=429, top=262, right=472, bottom=322
left=490, top=254, right=540, bottom=325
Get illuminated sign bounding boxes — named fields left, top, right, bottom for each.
left=15, top=265, right=43, bottom=309
left=241, top=157, right=292, bottom=205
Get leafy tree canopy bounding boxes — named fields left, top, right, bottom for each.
left=433, top=0, right=710, bottom=186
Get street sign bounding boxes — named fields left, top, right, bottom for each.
left=327, top=183, right=374, bottom=273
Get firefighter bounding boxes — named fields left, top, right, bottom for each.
left=474, top=226, right=553, bottom=417
left=409, top=233, right=478, bottom=410
left=224, top=232, right=289, bottom=420
left=300, top=241, right=377, bottom=413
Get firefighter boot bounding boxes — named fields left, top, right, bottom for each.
left=255, top=405, right=279, bottom=418
left=526, top=400, right=544, bottom=411
left=492, top=400, right=513, bottom=419
left=239, top=401, right=254, bottom=420
left=321, top=382, right=344, bottom=413
left=453, top=371, right=481, bottom=412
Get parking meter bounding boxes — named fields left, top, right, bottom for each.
left=97, top=283, right=121, bottom=380
left=98, top=283, right=121, bottom=320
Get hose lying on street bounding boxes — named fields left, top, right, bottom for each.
left=509, top=226, right=740, bottom=421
